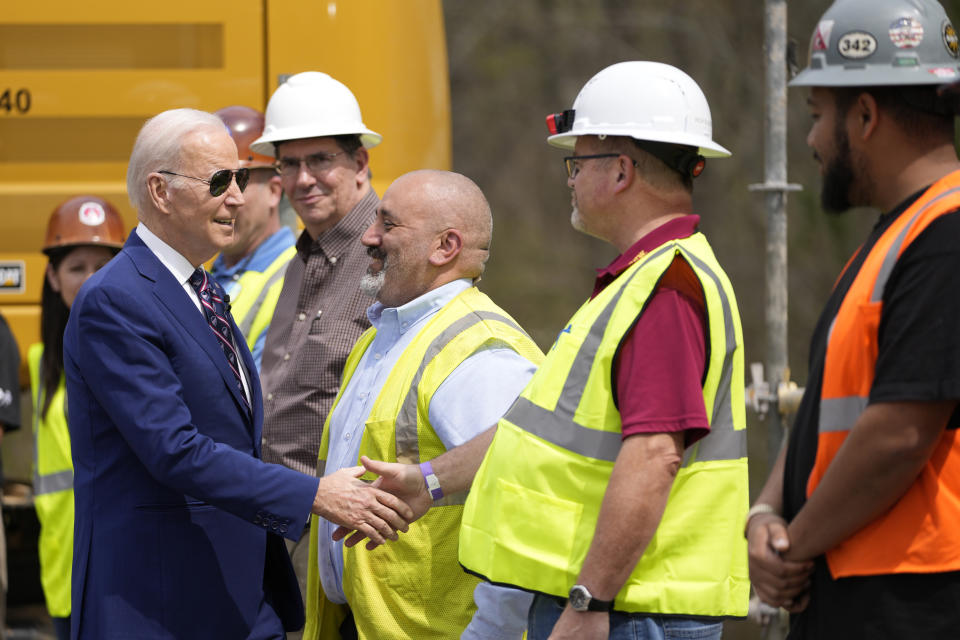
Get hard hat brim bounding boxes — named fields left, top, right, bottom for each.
left=789, top=64, right=960, bottom=87
left=250, top=127, right=382, bottom=157
left=546, top=130, right=732, bottom=158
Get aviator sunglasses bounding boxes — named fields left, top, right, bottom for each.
left=158, top=168, right=250, bottom=197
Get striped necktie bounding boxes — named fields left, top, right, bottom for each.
left=188, top=267, right=250, bottom=412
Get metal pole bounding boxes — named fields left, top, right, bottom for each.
left=764, top=0, right=789, bottom=467
left=746, top=1, right=801, bottom=637
left=749, top=0, right=801, bottom=465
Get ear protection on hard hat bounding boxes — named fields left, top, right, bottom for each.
left=634, top=140, right=707, bottom=179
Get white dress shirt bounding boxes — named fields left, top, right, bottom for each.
left=136, top=223, right=252, bottom=404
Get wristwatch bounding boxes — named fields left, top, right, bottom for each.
left=568, top=584, right=614, bottom=612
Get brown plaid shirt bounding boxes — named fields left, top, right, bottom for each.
left=259, top=190, right=378, bottom=475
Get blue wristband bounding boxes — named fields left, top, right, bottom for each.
left=419, top=461, right=444, bottom=501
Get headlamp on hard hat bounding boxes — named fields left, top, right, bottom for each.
left=546, top=109, right=576, bottom=136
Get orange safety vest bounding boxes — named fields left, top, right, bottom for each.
left=812, top=170, right=960, bottom=578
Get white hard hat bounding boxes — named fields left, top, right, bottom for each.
left=250, top=71, right=382, bottom=157
left=546, top=61, right=731, bottom=158
left=790, top=0, right=960, bottom=88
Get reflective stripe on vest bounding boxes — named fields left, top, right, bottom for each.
left=30, top=348, right=73, bottom=496
left=32, top=369, right=73, bottom=496
left=818, top=185, right=960, bottom=432
left=236, top=258, right=291, bottom=337
left=305, top=287, right=544, bottom=640
left=459, top=233, right=749, bottom=618
left=28, top=343, right=75, bottom=617
left=226, top=245, right=296, bottom=355
left=394, top=308, right=529, bottom=507
left=813, top=172, right=960, bottom=578
left=504, top=244, right=744, bottom=466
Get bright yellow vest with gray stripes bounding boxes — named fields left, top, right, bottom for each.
left=228, top=245, right=295, bottom=353
left=28, top=343, right=74, bottom=618
left=460, top=232, right=749, bottom=617
left=303, top=286, right=544, bottom=640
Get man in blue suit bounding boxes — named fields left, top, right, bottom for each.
left=63, top=108, right=412, bottom=640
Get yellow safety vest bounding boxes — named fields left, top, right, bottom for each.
left=460, top=233, right=750, bottom=618
left=28, top=342, right=74, bottom=618
left=304, top=286, right=544, bottom=640
left=228, top=245, right=296, bottom=353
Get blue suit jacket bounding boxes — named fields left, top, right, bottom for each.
left=64, top=232, right=319, bottom=639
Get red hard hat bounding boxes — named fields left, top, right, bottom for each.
left=215, top=105, right=277, bottom=169
left=43, top=196, right=125, bottom=255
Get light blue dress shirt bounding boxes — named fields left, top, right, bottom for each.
left=318, top=278, right=536, bottom=639
left=209, top=226, right=296, bottom=370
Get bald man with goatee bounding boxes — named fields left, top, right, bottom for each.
left=302, top=171, right=544, bottom=640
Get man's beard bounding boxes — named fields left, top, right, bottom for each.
left=570, top=205, right=586, bottom=232
left=360, top=248, right=387, bottom=299
left=821, top=128, right=856, bottom=215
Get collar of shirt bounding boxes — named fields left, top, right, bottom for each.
left=295, top=189, right=379, bottom=263
left=210, top=226, right=296, bottom=280
left=592, top=214, right=700, bottom=297
left=365, top=278, right=473, bottom=345
left=136, top=224, right=251, bottom=399
left=136, top=223, right=200, bottom=286
left=874, top=185, right=927, bottom=231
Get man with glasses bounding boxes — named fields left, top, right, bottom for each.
left=248, top=72, right=384, bottom=635
left=63, top=108, right=413, bottom=639
left=351, top=61, right=749, bottom=639
left=210, top=106, right=296, bottom=371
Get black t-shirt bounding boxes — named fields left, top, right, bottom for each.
left=0, top=313, right=21, bottom=486
left=0, top=314, right=19, bottom=431
left=783, top=190, right=960, bottom=639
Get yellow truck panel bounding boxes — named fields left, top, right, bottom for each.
left=0, top=1, right=451, bottom=378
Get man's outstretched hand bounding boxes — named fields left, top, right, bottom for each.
left=312, top=465, right=414, bottom=548
left=332, top=456, right=432, bottom=550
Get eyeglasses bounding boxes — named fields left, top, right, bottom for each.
left=158, top=168, right=250, bottom=197
left=563, top=153, right=635, bottom=179
left=276, top=151, right=346, bottom=177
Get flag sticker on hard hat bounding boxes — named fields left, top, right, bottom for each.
left=812, top=20, right=834, bottom=52
left=943, top=22, right=959, bottom=57
left=927, top=67, right=959, bottom=79
left=889, top=16, right=924, bottom=48
left=78, top=202, right=106, bottom=226
left=838, top=32, right=877, bottom=59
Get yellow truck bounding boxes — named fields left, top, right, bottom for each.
left=0, top=0, right=452, bottom=379
left=0, top=0, right=450, bottom=617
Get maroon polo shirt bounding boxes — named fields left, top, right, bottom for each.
left=594, top=214, right=709, bottom=446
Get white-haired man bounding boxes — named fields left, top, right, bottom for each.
left=64, top=108, right=412, bottom=639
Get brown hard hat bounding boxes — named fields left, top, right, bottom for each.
left=215, top=105, right=277, bottom=169
left=43, top=196, right=126, bottom=255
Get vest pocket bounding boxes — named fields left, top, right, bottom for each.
left=493, top=478, right=582, bottom=575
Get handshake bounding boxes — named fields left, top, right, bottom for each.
left=311, top=456, right=434, bottom=550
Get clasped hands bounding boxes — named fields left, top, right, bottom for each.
left=747, top=513, right=815, bottom=613
left=314, top=456, right=432, bottom=550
